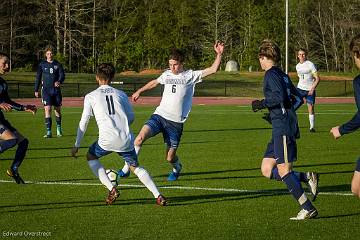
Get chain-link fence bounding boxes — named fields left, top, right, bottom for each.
left=7, top=80, right=354, bottom=99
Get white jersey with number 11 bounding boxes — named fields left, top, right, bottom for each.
left=75, top=85, right=134, bottom=152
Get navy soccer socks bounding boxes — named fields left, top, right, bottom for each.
left=11, top=138, right=29, bottom=172
left=271, top=167, right=308, bottom=183
left=45, top=117, right=52, bottom=134
left=282, top=171, right=315, bottom=211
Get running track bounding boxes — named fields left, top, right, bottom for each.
left=14, top=96, right=355, bottom=107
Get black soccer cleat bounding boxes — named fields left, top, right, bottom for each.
left=6, top=169, right=25, bottom=184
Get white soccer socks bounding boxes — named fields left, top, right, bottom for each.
left=134, top=167, right=160, bottom=198
left=309, top=114, right=315, bottom=130
left=88, top=159, right=113, bottom=191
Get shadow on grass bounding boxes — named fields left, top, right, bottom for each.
left=296, top=161, right=356, bottom=168
left=0, top=189, right=288, bottom=214
left=316, top=212, right=360, bottom=219
left=184, top=127, right=272, bottom=133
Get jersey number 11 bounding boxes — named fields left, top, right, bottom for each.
left=105, top=95, right=115, bottom=115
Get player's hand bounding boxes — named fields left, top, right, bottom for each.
left=0, top=103, right=13, bottom=112
left=34, top=92, right=39, bottom=98
left=214, top=41, right=224, bottom=55
left=330, top=126, right=341, bottom=139
left=132, top=92, right=140, bottom=102
left=251, top=99, right=265, bottom=112
left=70, top=147, right=79, bottom=158
left=54, top=81, right=60, bottom=87
left=308, top=88, right=314, bottom=96
left=24, top=105, right=37, bottom=114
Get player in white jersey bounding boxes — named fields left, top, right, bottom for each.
left=119, top=42, right=224, bottom=181
left=70, top=63, right=166, bottom=206
left=296, top=48, right=320, bottom=132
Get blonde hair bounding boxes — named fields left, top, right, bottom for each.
left=258, top=39, right=281, bottom=64
left=44, top=45, right=54, bottom=57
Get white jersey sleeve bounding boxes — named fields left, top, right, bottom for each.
left=74, top=95, right=93, bottom=147
left=296, top=60, right=317, bottom=91
left=154, top=69, right=203, bottom=123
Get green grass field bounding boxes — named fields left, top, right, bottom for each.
left=0, top=104, right=360, bottom=239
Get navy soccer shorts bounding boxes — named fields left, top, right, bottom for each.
left=356, top=158, right=360, bottom=172
left=0, top=112, right=17, bottom=133
left=88, top=141, right=139, bottom=167
left=263, top=135, right=297, bottom=164
left=145, top=114, right=183, bottom=149
left=297, top=88, right=316, bottom=105
left=41, top=88, right=62, bottom=107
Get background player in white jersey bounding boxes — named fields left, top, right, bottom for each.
left=119, top=42, right=224, bottom=181
left=70, top=63, right=166, bottom=206
left=296, top=48, right=320, bottom=132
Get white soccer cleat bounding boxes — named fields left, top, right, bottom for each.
left=306, top=172, right=319, bottom=201
left=290, top=209, right=318, bottom=220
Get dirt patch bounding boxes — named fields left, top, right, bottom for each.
left=119, top=71, right=138, bottom=75
left=139, top=69, right=163, bottom=75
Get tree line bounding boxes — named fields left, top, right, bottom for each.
left=0, top=0, right=359, bottom=74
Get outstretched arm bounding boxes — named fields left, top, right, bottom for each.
left=201, top=42, right=225, bottom=78
left=132, top=79, right=160, bottom=102
left=309, top=72, right=320, bottom=96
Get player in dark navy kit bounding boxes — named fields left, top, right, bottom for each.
left=252, top=39, right=318, bottom=220
left=0, top=52, right=37, bottom=183
left=34, top=46, right=65, bottom=138
left=331, top=34, right=360, bottom=198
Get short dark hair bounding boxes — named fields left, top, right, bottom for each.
left=350, top=34, right=360, bottom=58
left=0, top=52, right=9, bottom=61
left=96, top=63, right=115, bottom=82
left=258, top=39, right=281, bottom=64
left=169, top=48, right=185, bottom=63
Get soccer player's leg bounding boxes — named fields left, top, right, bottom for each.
left=261, top=140, right=281, bottom=180
left=351, top=158, right=360, bottom=198
left=7, top=132, right=28, bottom=184
left=164, top=120, right=183, bottom=181
left=306, top=93, right=316, bottom=132
left=42, top=91, right=53, bottom=137
left=54, top=94, right=63, bottom=137
left=119, top=115, right=160, bottom=178
left=87, top=142, right=118, bottom=204
left=0, top=130, right=17, bottom=153
left=274, top=135, right=317, bottom=220
left=123, top=150, right=167, bottom=206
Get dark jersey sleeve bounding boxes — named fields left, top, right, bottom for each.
left=263, top=70, right=285, bottom=108
left=0, top=78, right=24, bottom=111
left=289, top=80, right=303, bottom=111
left=339, top=111, right=360, bottom=135
left=34, top=62, right=43, bottom=92
left=339, top=75, right=360, bottom=135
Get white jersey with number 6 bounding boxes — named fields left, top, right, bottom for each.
left=154, top=69, right=203, bottom=123
left=296, top=60, right=317, bottom=91
left=75, top=85, right=134, bottom=152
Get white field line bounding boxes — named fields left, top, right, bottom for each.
left=0, top=179, right=353, bottom=197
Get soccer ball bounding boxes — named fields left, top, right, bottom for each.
left=106, top=169, right=119, bottom=187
